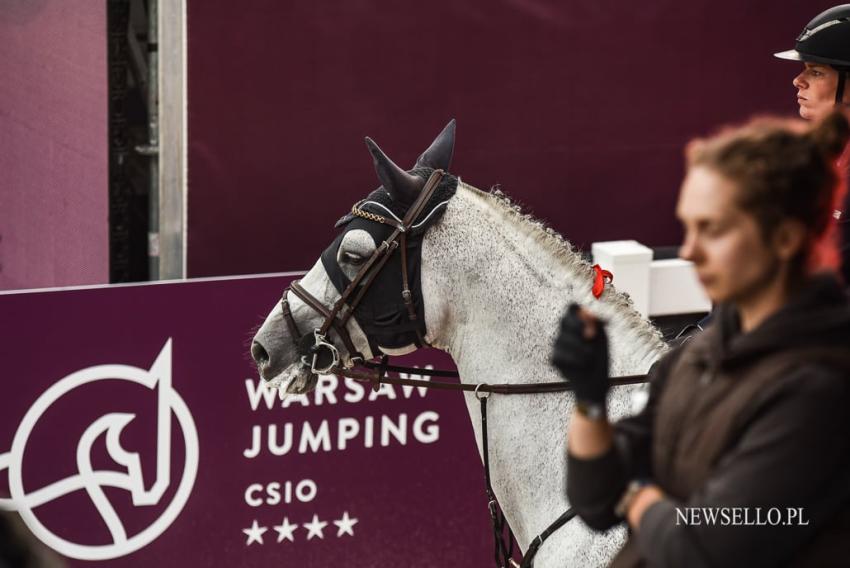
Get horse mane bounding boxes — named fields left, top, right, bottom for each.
left=460, top=181, right=667, bottom=361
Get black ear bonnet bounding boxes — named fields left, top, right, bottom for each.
left=320, top=168, right=459, bottom=354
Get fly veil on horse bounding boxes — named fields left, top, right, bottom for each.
left=251, top=121, right=667, bottom=567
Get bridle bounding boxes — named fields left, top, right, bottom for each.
left=281, top=169, right=445, bottom=376
left=276, top=168, right=649, bottom=568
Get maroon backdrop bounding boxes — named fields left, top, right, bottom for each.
left=187, top=1, right=833, bottom=277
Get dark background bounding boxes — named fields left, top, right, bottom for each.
left=186, top=0, right=832, bottom=277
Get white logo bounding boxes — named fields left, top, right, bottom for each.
left=0, top=339, right=199, bottom=561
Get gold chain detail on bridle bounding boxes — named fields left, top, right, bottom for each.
left=351, top=202, right=391, bottom=225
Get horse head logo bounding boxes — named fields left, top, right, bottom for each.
left=0, top=339, right=199, bottom=561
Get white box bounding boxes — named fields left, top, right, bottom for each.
left=649, top=259, right=712, bottom=316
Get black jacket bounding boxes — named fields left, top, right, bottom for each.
left=567, top=275, right=850, bottom=567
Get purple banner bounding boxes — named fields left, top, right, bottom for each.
left=0, top=275, right=492, bottom=566
left=187, top=0, right=827, bottom=278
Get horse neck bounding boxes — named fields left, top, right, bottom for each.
left=422, top=182, right=665, bottom=380
left=419, top=182, right=665, bottom=555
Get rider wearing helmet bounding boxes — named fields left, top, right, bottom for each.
left=775, top=4, right=850, bottom=283
left=774, top=4, right=850, bottom=120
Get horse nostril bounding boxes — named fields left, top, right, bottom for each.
left=251, top=341, right=270, bottom=365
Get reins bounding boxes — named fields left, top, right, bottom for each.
left=331, top=359, right=646, bottom=568
left=342, top=357, right=647, bottom=394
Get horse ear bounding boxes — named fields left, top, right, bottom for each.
left=414, top=119, right=455, bottom=170
left=365, top=137, right=423, bottom=204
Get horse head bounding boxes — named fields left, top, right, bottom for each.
left=251, top=120, right=458, bottom=395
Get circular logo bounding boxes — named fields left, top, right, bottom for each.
left=0, top=339, right=199, bottom=561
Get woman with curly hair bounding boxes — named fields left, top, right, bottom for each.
left=554, top=112, right=850, bottom=567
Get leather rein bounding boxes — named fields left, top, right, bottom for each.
left=277, top=168, right=649, bottom=568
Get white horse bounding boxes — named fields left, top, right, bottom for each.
left=251, top=121, right=667, bottom=567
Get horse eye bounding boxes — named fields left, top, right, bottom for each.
left=342, top=251, right=365, bottom=265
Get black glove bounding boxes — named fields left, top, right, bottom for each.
left=550, top=303, right=610, bottom=406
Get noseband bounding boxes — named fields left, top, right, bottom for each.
left=281, top=169, right=446, bottom=374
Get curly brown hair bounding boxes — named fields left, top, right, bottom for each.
left=686, top=111, right=850, bottom=275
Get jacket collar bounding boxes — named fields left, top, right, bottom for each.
left=690, top=274, right=850, bottom=370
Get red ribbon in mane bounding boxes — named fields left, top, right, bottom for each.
left=591, top=264, right=613, bottom=299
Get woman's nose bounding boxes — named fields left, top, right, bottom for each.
left=679, top=235, right=701, bottom=263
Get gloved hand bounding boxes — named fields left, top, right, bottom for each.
left=550, top=303, right=610, bottom=406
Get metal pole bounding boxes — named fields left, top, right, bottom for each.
left=158, top=0, right=187, bottom=279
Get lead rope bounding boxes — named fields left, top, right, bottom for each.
left=477, top=388, right=517, bottom=568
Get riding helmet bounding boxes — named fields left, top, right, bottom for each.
left=774, top=4, right=850, bottom=103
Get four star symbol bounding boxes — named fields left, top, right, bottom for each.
left=273, top=517, right=298, bottom=543
left=333, top=511, right=358, bottom=537
left=244, top=512, right=358, bottom=545
left=242, top=519, right=267, bottom=546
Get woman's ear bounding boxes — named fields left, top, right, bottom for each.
left=772, top=218, right=808, bottom=262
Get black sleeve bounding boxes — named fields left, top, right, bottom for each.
left=635, top=366, right=850, bottom=568
left=566, top=346, right=680, bottom=531
left=566, top=445, right=627, bottom=530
